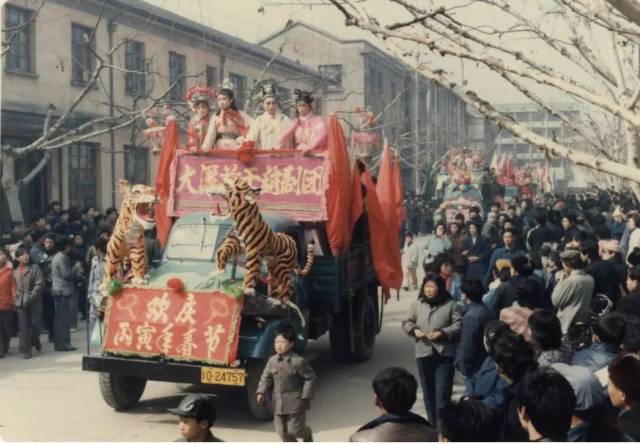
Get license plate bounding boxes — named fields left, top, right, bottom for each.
left=200, top=367, right=246, bottom=386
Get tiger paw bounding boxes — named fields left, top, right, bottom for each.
left=209, top=268, right=225, bottom=279
left=131, top=277, right=146, bottom=286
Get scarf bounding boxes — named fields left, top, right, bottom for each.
left=219, top=109, right=247, bottom=136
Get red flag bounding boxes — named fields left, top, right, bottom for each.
left=370, top=144, right=403, bottom=290
left=392, top=155, right=406, bottom=224
left=325, top=115, right=353, bottom=255
left=154, top=117, right=178, bottom=248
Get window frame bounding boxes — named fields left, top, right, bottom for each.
left=123, top=144, right=149, bottom=185
left=70, top=22, right=95, bottom=86
left=125, top=40, right=147, bottom=97
left=168, top=51, right=186, bottom=101
left=205, top=65, right=218, bottom=88
left=68, top=142, right=98, bottom=209
left=228, top=72, right=247, bottom=110
left=4, top=4, right=35, bottom=74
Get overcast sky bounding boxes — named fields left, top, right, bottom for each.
left=143, top=0, right=595, bottom=105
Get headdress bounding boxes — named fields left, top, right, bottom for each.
left=218, top=78, right=236, bottom=94
left=259, top=83, right=277, bottom=101
left=294, top=89, right=314, bottom=105
left=185, top=85, right=216, bottom=110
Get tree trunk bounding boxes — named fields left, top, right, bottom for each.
left=1, top=153, right=25, bottom=223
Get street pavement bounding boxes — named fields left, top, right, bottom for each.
left=0, top=237, right=464, bottom=441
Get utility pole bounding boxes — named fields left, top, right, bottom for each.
left=413, top=54, right=420, bottom=194
left=108, top=18, right=117, bottom=207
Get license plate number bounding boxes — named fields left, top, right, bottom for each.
left=200, top=367, right=246, bottom=386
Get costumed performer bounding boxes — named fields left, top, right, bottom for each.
left=185, top=85, right=217, bottom=154
left=279, top=89, right=328, bottom=153
left=247, top=83, right=291, bottom=149
left=201, top=78, right=253, bottom=150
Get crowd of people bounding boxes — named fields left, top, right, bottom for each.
left=0, top=202, right=161, bottom=359
left=398, top=189, right=640, bottom=441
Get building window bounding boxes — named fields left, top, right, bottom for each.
left=169, top=51, right=186, bottom=100
left=228, top=72, right=247, bottom=109
left=4, top=5, right=34, bottom=73
left=68, top=143, right=97, bottom=208
left=124, top=40, right=147, bottom=96
left=515, top=111, right=529, bottom=121
left=71, top=24, right=94, bottom=85
left=319, top=64, right=343, bottom=89
left=205, top=65, right=218, bottom=88
left=124, top=145, right=149, bottom=184
left=276, top=86, right=291, bottom=114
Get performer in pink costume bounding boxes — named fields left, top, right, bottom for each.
left=279, top=89, right=328, bottom=153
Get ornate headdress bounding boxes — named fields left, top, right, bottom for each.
left=218, top=78, right=236, bottom=94
left=294, top=89, right=314, bottom=105
left=259, top=83, right=277, bottom=101
left=185, top=85, right=216, bottom=110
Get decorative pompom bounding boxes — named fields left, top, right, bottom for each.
left=167, top=277, right=185, bottom=292
left=236, top=141, right=255, bottom=165
left=107, top=279, right=124, bottom=295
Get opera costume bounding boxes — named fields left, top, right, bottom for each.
left=279, top=89, right=328, bottom=152
left=201, top=79, right=253, bottom=150
left=247, top=83, right=292, bottom=149
left=185, top=85, right=217, bottom=154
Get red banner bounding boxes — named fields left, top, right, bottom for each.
left=103, top=287, right=243, bottom=365
left=169, top=152, right=329, bottom=221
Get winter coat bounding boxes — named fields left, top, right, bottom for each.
left=349, top=412, right=438, bottom=442
left=402, top=296, right=462, bottom=358
left=455, top=302, right=494, bottom=377
left=14, top=264, right=43, bottom=308
left=0, top=262, right=16, bottom=310
left=571, top=342, right=620, bottom=372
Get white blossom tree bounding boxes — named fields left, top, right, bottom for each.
left=328, top=0, right=640, bottom=193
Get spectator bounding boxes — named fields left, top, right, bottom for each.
left=13, top=246, right=44, bottom=359
left=168, top=394, right=222, bottom=442
left=551, top=249, right=594, bottom=338
left=39, top=232, right=56, bottom=344
left=51, top=236, right=80, bottom=352
left=438, top=398, right=500, bottom=442
left=561, top=213, right=580, bottom=246
left=552, top=363, right=626, bottom=442
left=572, top=312, right=626, bottom=371
left=53, top=210, right=71, bottom=236
left=432, top=254, right=461, bottom=302
left=87, top=238, right=107, bottom=334
left=80, top=206, right=97, bottom=242
left=462, top=221, right=490, bottom=281
left=481, top=211, right=499, bottom=249
left=46, top=201, right=62, bottom=227
left=422, top=222, right=452, bottom=271
left=349, top=367, right=437, bottom=442
left=467, top=206, right=483, bottom=232
left=515, top=368, right=577, bottom=442
left=455, top=278, right=495, bottom=386
left=402, top=232, right=419, bottom=291
left=402, top=273, right=461, bottom=427
left=493, top=332, right=538, bottom=441
left=69, top=233, right=88, bottom=328
left=528, top=309, right=573, bottom=366
left=618, top=266, right=640, bottom=317
left=600, top=240, right=628, bottom=294
left=626, top=213, right=640, bottom=263
left=526, top=208, right=555, bottom=252
left=0, top=246, right=16, bottom=358
left=482, top=259, right=511, bottom=311
left=31, top=212, right=50, bottom=232
left=448, top=222, right=466, bottom=271
left=580, top=239, right=621, bottom=305
left=494, top=255, right=545, bottom=315
left=464, top=320, right=510, bottom=409
left=607, top=353, right=640, bottom=441
left=611, top=208, right=626, bottom=241
left=484, top=228, right=525, bottom=288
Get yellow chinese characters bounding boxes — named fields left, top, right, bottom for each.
left=113, top=322, right=133, bottom=347
left=136, top=322, right=157, bottom=351
left=205, top=324, right=226, bottom=359
left=145, top=292, right=170, bottom=323
left=175, top=294, right=197, bottom=325
left=177, top=326, right=197, bottom=358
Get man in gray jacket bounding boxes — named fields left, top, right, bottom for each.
left=51, top=236, right=79, bottom=351
left=14, top=246, right=44, bottom=358
left=551, top=250, right=594, bottom=339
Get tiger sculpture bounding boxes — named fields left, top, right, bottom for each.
left=215, top=178, right=314, bottom=303
left=103, top=180, right=158, bottom=287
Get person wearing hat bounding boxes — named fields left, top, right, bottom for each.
left=279, top=89, right=327, bottom=153
left=185, top=85, right=217, bottom=154
left=551, top=249, right=594, bottom=338
left=247, top=83, right=291, bottom=149
left=201, top=79, right=252, bottom=150
left=168, top=394, right=223, bottom=442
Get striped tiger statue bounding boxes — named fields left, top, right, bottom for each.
left=215, top=178, right=314, bottom=303
left=104, top=180, right=158, bottom=287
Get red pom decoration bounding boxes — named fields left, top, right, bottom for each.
left=166, top=277, right=185, bottom=292
left=236, top=141, right=255, bottom=165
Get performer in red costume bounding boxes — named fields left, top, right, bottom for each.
left=185, top=85, right=217, bottom=154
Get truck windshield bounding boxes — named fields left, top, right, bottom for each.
left=165, top=221, right=231, bottom=261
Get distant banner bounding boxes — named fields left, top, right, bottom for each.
left=103, top=287, right=243, bottom=365
left=169, top=152, right=329, bottom=221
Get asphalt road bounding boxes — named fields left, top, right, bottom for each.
left=0, top=238, right=463, bottom=441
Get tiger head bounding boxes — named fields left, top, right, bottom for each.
left=222, top=177, right=261, bottom=215
left=119, top=180, right=158, bottom=231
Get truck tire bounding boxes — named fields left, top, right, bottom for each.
left=329, top=312, right=350, bottom=362
left=350, top=292, right=377, bottom=362
left=245, top=359, right=274, bottom=421
left=99, top=372, right=147, bottom=411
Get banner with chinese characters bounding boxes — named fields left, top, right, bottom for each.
left=169, top=152, right=329, bottom=221
left=103, top=287, right=243, bottom=365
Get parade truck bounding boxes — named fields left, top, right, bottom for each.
left=82, top=147, right=381, bottom=420
left=435, top=148, right=485, bottom=222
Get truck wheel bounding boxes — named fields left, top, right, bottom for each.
left=329, top=312, right=350, bottom=362
left=245, top=359, right=273, bottom=421
left=350, top=292, right=377, bottom=362
left=98, top=372, right=147, bottom=411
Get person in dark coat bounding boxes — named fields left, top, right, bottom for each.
left=483, top=229, right=525, bottom=288
left=350, top=367, right=437, bottom=442
left=581, top=240, right=621, bottom=305
left=438, top=398, right=501, bottom=442
left=494, top=255, right=545, bottom=315
left=572, top=312, right=626, bottom=372
left=462, top=222, right=490, bottom=281
left=525, top=208, right=557, bottom=252
left=617, top=266, right=640, bottom=319
left=455, top=278, right=495, bottom=386
left=13, top=246, right=44, bottom=359
left=168, top=394, right=223, bottom=442
left=607, top=353, right=640, bottom=441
